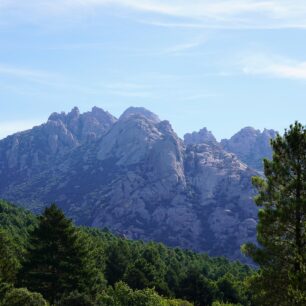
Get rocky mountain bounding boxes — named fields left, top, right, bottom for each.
left=220, top=127, right=277, bottom=172
left=184, top=127, right=277, bottom=172
left=0, top=107, right=116, bottom=190
left=184, top=127, right=218, bottom=146
left=0, top=107, right=259, bottom=262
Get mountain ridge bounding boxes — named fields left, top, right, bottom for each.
left=0, top=106, right=275, bottom=263
left=184, top=126, right=277, bottom=172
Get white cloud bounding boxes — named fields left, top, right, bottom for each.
left=0, top=0, right=306, bottom=28
left=241, top=53, right=306, bottom=80
left=2, top=1, right=306, bottom=29
left=0, top=119, right=44, bottom=140
left=161, top=40, right=205, bottom=55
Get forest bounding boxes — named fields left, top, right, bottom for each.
left=0, top=199, right=252, bottom=305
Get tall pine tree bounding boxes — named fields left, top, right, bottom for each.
left=243, top=122, right=306, bottom=305
left=19, top=204, right=104, bottom=303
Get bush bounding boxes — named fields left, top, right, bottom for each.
left=2, top=287, right=48, bottom=306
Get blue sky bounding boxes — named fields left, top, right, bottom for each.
left=0, top=0, right=306, bottom=140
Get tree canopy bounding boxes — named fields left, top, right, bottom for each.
left=243, top=121, right=306, bottom=305
left=0, top=200, right=253, bottom=305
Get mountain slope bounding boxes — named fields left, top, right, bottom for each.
left=0, top=107, right=258, bottom=262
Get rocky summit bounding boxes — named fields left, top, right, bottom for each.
left=0, top=106, right=271, bottom=263
left=184, top=127, right=218, bottom=146
left=184, top=126, right=277, bottom=172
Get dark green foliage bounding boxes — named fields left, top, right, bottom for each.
left=57, top=290, right=94, bottom=306
left=178, top=268, right=217, bottom=306
left=1, top=200, right=253, bottom=305
left=0, top=200, right=37, bottom=254
left=96, top=281, right=193, bottom=306
left=0, top=229, right=20, bottom=283
left=105, top=240, right=131, bottom=286
left=80, top=230, right=253, bottom=305
left=216, top=274, right=246, bottom=304
left=19, top=204, right=105, bottom=303
left=0, top=282, right=13, bottom=301
left=124, top=244, right=169, bottom=294
left=2, top=287, right=48, bottom=306
left=243, top=122, right=306, bottom=305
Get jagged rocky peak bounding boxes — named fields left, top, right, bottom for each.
left=79, top=107, right=117, bottom=142
left=0, top=106, right=117, bottom=173
left=120, top=107, right=160, bottom=123
left=221, top=127, right=259, bottom=151
left=48, top=106, right=80, bottom=122
left=262, top=128, right=278, bottom=138
left=47, top=106, right=117, bottom=142
left=97, top=107, right=184, bottom=172
left=221, top=127, right=277, bottom=171
left=184, top=127, right=218, bottom=146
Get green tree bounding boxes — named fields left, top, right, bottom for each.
left=96, top=281, right=193, bottom=306
left=0, top=229, right=20, bottom=283
left=105, top=240, right=131, bottom=286
left=179, top=268, right=217, bottom=306
left=243, top=122, right=306, bottom=305
left=124, top=245, right=169, bottom=294
left=57, top=290, right=94, bottom=306
left=2, top=287, right=48, bottom=306
left=19, top=204, right=104, bottom=303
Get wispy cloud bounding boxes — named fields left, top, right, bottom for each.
left=0, top=64, right=55, bottom=80
left=0, top=63, right=153, bottom=98
left=160, top=39, right=205, bottom=55
left=240, top=53, right=306, bottom=80
left=1, top=0, right=306, bottom=29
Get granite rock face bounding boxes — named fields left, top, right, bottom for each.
left=0, top=107, right=259, bottom=262
left=220, top=127, right=277, bottom=172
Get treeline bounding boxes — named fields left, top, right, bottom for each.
left=0, top=199, right=253, bottom=305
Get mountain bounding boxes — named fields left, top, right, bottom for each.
left=220, top=127, right=277, bottom=172
left=0, top=107, right=116, bottom=192
left=184, top=127, right=277, bottom=172
left=0, top=107, right=258, bottom=262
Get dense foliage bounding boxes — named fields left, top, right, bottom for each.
left=243, top=122, right=306, bottom=305
left=0, top=200, right=252, bottom=305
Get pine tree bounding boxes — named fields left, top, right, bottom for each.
left=0, top=229, right=20, bottom=283
left=243, top=122, right=306, bottom=305
left=19, top=204, right=104, bottom=303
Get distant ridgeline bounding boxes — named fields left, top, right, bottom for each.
left=0, top=199, right=254, bottom=305
left=0, top=106, right=277, bottom=263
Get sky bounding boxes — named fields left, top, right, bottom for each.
left=0, top=0, right=306, bottom=140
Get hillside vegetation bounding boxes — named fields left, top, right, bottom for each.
left=0, top=200, right=253, bottom=305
